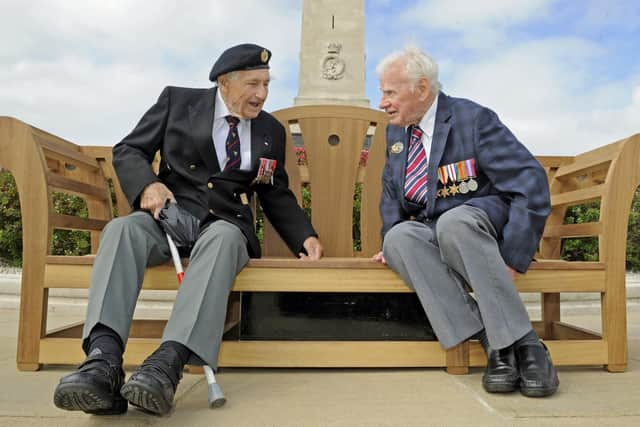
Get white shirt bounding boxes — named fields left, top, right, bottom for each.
left=212, top=89, right=252, bottom=170
left=407, top=94, right=439, bottom=162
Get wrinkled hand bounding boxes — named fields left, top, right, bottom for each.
left=507, top=266, right=517, bottom=281
left=299, top=236, right=323, bottom=260
left=372, top=251, right=386, bottom=264
left=141, top=182, right=175, bottom=219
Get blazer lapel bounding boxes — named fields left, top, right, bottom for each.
left=426, top=92, right=452, bottom=217
left=188, top=87, right=220, bottom=173
left=250, top=113, right=274, bottom=170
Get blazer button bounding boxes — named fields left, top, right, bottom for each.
left=209, top=209, right=215, bottom=215
left=189, top=164, right=197, bottom=170
left=236, top=214, right=243, bottom=218
left=207, top=182, right=214, bottom=189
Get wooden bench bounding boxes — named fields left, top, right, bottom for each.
left=1, top=109, right=638, bottom=374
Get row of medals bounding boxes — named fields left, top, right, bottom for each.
left=437, top=177, right=478, bottom=198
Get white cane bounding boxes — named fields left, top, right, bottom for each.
left=165, top=233, right=227, bottom=408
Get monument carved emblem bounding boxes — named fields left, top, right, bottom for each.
left=322, top=42, right=345, bottom=80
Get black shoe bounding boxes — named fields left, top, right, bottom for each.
left=53, top=354, right=127, bottom=415
left=120, top=346, right=183, bottom=416
left=516, top=342, right=559, bottom=397
left=482, top=346, right=519, bottom=393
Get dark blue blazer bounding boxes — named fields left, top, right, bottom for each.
left=380, top=92, right=550, bottom=272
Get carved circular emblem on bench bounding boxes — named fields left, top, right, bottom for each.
left=328, top=134, right=341, bottom=146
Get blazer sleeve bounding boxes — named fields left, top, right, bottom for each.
left=255, top=122, right=317, bottom=254
left=112, top=87, right=170, bottom=208
left=379, top=129, right=405, bottom=240
left=474, top=108, right=551, bottom=272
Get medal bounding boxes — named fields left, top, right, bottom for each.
left=467, top=178, right=478, bottom=191
left=449, top=183, right=459, bottom=195
left=391, top=142, right=404, bottom=154
left=458, top=181, right=469, bottom=194
left=254, top=157, right=277, bottom=185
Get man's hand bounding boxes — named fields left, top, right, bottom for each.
left=507, top=266, right=517, bottom=281
left=140, top=182, right=176, bottom=219
left=299, top=236, right=323, bottom=260
left=372, top=251, right=386, bottom=264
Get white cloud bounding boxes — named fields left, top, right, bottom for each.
left=0, top=0, right=302, bottom=146
left=445, top=37, right=638, bottom=154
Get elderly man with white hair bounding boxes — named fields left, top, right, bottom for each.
left=373, top=46, right=559, bottom=397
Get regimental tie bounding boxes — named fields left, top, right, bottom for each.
left=224, top=115, right=241, bottom=171
left=404, top=125, right=428, bottom=204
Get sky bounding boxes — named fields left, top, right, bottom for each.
left=1, top=0, right=639, bottom=155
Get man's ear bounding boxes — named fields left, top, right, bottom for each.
left=217, top=76, right=228, bottom=90
left=417, top=77, right=431, bottom=101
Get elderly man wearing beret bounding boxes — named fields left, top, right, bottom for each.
left=53, top=43, right=323, bottom=416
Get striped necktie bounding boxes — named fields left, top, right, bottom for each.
left=224, top=115, right=241, bottom=171
left=404, top=125, right=428, bottom=204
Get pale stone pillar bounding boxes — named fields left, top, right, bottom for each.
left=294, top=0, right=369, bottom=107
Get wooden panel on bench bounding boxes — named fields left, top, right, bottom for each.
left=44, top=256, right=606, bottom=293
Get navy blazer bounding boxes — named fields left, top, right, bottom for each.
left=380, top=92, right=550, bottom=272
left=113, top=86, right=316, bottom=258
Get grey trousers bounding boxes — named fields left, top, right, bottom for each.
left=382, top=205, right=532, bottom=350
left=82, top=211, right=249, bottom=369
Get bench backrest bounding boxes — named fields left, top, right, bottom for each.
left=266, top=105, right=389, bottom=257
left=2, top=115, right=638, bottom=267
left=538, top=135, right=640, bottom=270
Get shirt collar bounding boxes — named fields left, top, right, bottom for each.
left=418, top=94, right=438, bottom=139
left=214, top=88, right=231, bottom=121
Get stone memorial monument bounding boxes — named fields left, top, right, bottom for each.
left=294, top=0, right=369, bottom=107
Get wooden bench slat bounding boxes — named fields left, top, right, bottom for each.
left=536, top=156, right=573, bottom=169
left=36, top=135, right=101, bottom=170
left=50, top=213, right=109, bottom=231
left=45, top=254, right=605, bottom=270
left=543, top=222, right=602, bottom=238
left=47, top=173, right=109, bottom=200
left=550, top=184, right=604, bottom=207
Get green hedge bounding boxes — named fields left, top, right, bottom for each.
left=1, top=169, right=639, bottom=271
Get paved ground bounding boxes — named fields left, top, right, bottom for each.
left=0, top=307, right=639, bottom=426
left=1, top=271, right=640, bottom=426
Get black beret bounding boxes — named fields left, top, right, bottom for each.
left=209, top=43, right=272, bottom=82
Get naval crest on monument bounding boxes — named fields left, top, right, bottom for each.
left=322, top=42, right=345, bottom=80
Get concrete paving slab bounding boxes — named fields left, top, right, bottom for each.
left=1, top=307, right=639, bottom=426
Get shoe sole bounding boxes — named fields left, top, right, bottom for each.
left=520, top=384, right=559, bottom=398
left=120, top=380, right=172, bottom=416
left=483, top=381, right=518, bottom=393
left=54, top=382, right=127, bottom=415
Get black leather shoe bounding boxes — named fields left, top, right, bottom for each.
left=516, top=343, right=559, bottom=397
left=120, top=346, right=183, bottom=416
left=482, top=346, right=520, bottom=393
left=53, top=354, right=127, bottom=415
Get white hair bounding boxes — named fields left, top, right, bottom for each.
left=376, top=45, right=442, bottom=93
left=215, top=70, right=241, bottom=86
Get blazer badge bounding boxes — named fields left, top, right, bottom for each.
left=390, top=142, right=404, bottom=154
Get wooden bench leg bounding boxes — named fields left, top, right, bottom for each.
left=541, top=293, right=560, bottom=340
left=17, top=268, right=48, bottom=372
left=602, top=273, right=628, bottom=372
left=446, top=342, right=469, bottom=375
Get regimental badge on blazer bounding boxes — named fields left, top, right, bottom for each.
left=390, top=141, right=404, bottom=154
left=436, top=158, right=479, bottom=199
left=252, top=157, right=277, bottom=185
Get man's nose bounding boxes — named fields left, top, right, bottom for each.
left=256, top=86, right=268, bottom=100
left=379, top=98, right=389, bottom=110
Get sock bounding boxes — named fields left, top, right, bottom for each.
left=87, top=323, right=124, bottom=364
left=513, top=329, right=543, bottom=349
left=472, top=329, right=490, bottom=354
left=160, top=341, right=192, bottom=368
